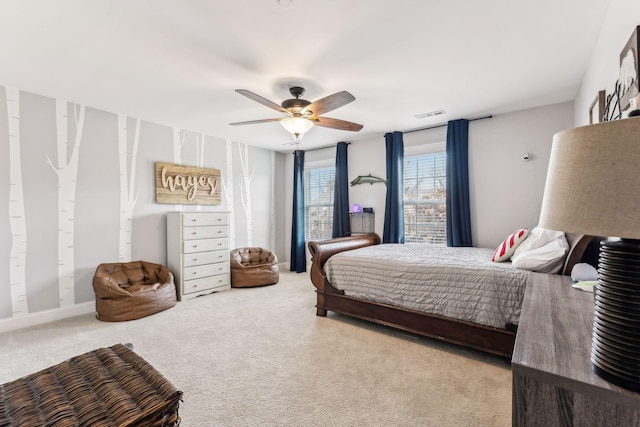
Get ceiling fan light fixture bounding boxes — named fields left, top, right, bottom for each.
left=276, top=0, right=293, bottom=9
left=280, top=116, right=314, bottom=139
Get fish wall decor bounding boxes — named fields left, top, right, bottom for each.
left=350, top=174, right=386, bottom=186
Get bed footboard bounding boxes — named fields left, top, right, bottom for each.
left=308, top=234, right=381, bottom=316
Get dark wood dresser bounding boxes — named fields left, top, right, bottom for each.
left=512, top=273, right=640, bottom=426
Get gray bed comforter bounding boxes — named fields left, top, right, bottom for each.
left=323, top=243, right=529, bottom=329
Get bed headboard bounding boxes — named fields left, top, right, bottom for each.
left=561, top=233, right=599, bottom=276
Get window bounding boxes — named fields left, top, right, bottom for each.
left=304, top=166, right=335, bottom=240
left=403, top=151, right=446, bottom=244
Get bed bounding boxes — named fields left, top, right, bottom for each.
left=308, top=233, right=594, bottom=358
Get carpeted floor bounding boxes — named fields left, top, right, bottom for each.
left=0, top=271, right=511, bottom=426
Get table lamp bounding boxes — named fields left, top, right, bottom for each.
left=539, top=116, right=640, bottom=391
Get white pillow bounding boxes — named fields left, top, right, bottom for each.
left=492, top=228, right=529, bottom=262
left=571, top=263, right=598, bottom=282
left=511, top=227, right=569, bottom=273
left=512, top=227, right=565, bottom=258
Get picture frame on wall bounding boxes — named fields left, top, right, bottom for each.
left=589, top=90, right=606, bottom=124
left=619, top=26, right=640, bottom=111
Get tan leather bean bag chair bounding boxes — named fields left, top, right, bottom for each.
left=230, top=247, right=279, bottom=288
left=93, top=261, right=177, bottom=322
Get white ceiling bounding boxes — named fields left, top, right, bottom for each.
left=0, top=0, right=611, bottom=152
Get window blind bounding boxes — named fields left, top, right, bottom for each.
left=403, top=152, right=446, bottom=244
left=304, top=166, right=335, bottom=241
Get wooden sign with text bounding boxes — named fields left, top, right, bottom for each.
left=155, top=162, right=221, bottom=205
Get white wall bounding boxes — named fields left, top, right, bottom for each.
left=469, top=102, right=573, bottom=248
left=575, top=0, right=640, bottom=126
left=283, top=101, right=574, bottom=262
left=0, top=84, right=281, bottom=331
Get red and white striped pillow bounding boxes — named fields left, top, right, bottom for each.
left=492, top=228, right=529, bottom=262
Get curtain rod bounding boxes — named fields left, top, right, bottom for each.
left=294, top=115, right=493, bottom=153
left=402, top=115, right=493, bottom=134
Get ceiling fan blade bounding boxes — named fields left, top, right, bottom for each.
left=303, top=91, right=355, bottom=116
left=229, top=118, right=282, bottom=126
left=314, top=116, right=363, bottom=132
left=235, top=89, right=290, bottom=115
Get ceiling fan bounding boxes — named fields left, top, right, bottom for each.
left=230, top=86, right=363, bottom=140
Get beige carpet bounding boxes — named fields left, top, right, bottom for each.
left=0, top=271, right=511, bottom=426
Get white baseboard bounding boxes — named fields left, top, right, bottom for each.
left=0, top=301, right=96, bottom=334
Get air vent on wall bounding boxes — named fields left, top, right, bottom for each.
left=414, top=110, right=445, bottom=119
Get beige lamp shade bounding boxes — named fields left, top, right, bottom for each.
left=539, top=117, right=640, bottom=239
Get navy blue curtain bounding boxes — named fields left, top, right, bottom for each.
left=446, top=119, right=472, bottom=247
left=290, top=150, right=306, bottom=272
left=332, top=142, right=351, bottom=238
left=383, top=131, right=404, bottom=243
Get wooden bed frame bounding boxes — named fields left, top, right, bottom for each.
left=308, top=233, right=594, bottom=358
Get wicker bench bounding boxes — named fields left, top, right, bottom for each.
left=0, top=343, right=182, bottom=426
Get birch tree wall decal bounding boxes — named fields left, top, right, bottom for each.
left=196, top=133, right=205, bottom=167
left=222, top=139, right=235, bottom=249
left=237, top=142, right=254, bottom=246
left=118, top=115, right=141, bottom=261
left=46, top=99, right=85, bottom=308
left=172, top=127, right=186, bottom=211
left=195, top=133, right=205, bottom=212
left=172, top=126, right=185, bottom=164
left=270, top=151, right=276, bottom=251
left=6, top=87, right=28, bottom=316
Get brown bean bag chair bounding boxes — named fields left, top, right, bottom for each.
left=93, top=261, right=177, bottom=322
left=230, top=247, right=279, bottom=288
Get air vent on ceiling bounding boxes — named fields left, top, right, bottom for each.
left=414, top=110, right=445, bottom=119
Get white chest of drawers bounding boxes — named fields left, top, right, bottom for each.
left=166, top=211, right=230, bottom=300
